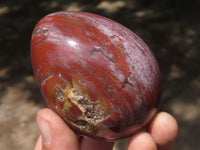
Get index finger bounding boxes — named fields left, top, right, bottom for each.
left=148, top=112, right=179, bottom=150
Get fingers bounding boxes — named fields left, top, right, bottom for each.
left=34, top=108, right=79, bottom=150
left=128, top=112, right=178, bottom=150
left=128, top=132, right=157, bottom=150
left=80, top=137, right=114, bottom=150
left=34, top=136, right=42, bottom=150
left=148, top=112, right=179, bottom=150
left=34, top=109, right=178, bottom=150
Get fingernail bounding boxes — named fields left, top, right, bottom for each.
left=37, top=117, right=51, bottom=145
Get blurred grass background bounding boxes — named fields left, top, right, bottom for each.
left=0, top=0, right=200, bottom=149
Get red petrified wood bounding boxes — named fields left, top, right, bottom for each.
left=31, top=11, right=161, bottom=141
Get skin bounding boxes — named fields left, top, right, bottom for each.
left=34, top=108, right=178, bottom=150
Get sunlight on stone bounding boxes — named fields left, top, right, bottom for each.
left=185, top=28, right=196, bottom=36
left=24, top=75, right=35, bottom=84
left=170, top=100, right=200, bottom=122
left=135, top=10, right=151, bottom=17
left=168, top=64, right=185, bottom=79
left=40, top=1, right=58, bottom=8
left=64, top=2, right=85, bottom=11
left=134, top=9, right=162, bottom=19
left=0, top=83, right=37, bottom=122
left=0, top=80, right=41, bottom=149
left=0, top=67, right=9, bottom=78
left=0, top=6, right=9, bottom=15
left=97, top=1, right=127, bottom=13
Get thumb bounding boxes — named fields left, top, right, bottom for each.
left=34, top=108, right=79, bottom=150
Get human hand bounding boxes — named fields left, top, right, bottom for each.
left=34, top=108, right=178, bottom=150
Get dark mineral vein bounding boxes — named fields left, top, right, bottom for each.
left=89, top=47, right=115, bottom=63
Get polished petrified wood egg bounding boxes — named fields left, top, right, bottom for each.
left=31, top=11, right=161, bottom=141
